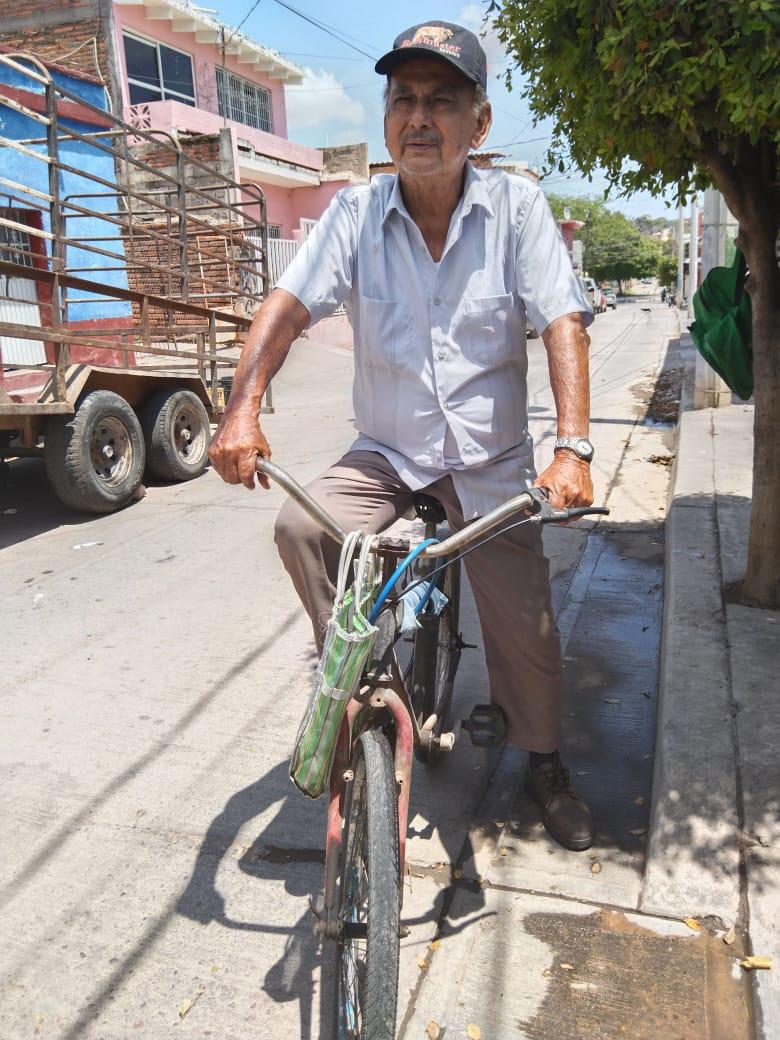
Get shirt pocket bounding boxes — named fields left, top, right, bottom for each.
left=460, top=293, right=518, bottom=365
left=357, top=293, right=412, bottom=369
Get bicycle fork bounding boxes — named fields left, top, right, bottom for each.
left=315, top=689, right=414, bottom=941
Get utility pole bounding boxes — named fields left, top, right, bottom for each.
left=676, top=200, right=685, bottom=306
left=687, top=194, right=699, bottom=320
left=693, top=189, right=732, bottom=409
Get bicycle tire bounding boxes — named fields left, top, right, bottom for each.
left=410, top=558, right=462, bottom=764
left=332, top=727, right=400, bottom=1040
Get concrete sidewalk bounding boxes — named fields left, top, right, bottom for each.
left=400, top=331, right=777, bottom=1040
left=643, top=339, right=779, bottom=1039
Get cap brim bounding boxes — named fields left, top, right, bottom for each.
left=375, top=46, right=480, bottom=86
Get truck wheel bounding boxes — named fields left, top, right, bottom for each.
left=45, top=390, right=145, bottom=513
left=141, top=389, right=211, bottom=482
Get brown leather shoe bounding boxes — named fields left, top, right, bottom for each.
left=524, top=753, right=594, bottom=851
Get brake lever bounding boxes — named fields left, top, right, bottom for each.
left=527, top=487, right=609, bottom=523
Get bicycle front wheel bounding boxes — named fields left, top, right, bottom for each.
left=410, top=559, right=462, bottom=764
left=333, top=727, right=400, bottom=1040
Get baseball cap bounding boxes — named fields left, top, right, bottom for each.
left=375, top=21, right=488, bottom=91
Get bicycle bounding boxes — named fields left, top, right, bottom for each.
left=256, top=458, right=607, bottom=1040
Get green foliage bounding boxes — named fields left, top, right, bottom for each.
left=657, top=253, right=679, bottom=287
left=490, top=0, right=780, bottom=200
left=634, top=214, right=671, bottom=236
left=547, top=193, right=661, bottom=283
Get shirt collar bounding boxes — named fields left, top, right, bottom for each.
left=381, top=161, right=495, bottom=227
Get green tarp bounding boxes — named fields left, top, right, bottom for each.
left=690, top=248, right=753, bottom=401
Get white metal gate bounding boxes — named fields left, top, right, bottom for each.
left=0, top=219, right=46, bottom=365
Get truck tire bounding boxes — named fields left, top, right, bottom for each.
left=45, top=390, right=145, bottom=513
left=141, top=389, right=211, bottom=482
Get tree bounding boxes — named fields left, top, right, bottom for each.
left=634, top=214, right=671, bottom=236
left=493, top=0, right=780, bottom=607
left=547, top=194, right=661, bottom=290
left=657, top=253, right=679, bottom=289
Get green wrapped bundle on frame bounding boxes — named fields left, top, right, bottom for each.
left=290, top=532, right=380, bottom=798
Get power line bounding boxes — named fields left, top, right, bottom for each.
left=225, top=0, right=265, bottom=46
left=271, top=0, right=379, bottom=61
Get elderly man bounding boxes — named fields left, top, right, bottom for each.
left=209, top=21, right=596, bottom=851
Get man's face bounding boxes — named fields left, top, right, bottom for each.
left=384, top=58, right=491, bottom=179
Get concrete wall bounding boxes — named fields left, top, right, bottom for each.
left=0, top=58, right=131, bottom=321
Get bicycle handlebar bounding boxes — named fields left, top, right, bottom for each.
left=255, top=458, right=609, bottom=557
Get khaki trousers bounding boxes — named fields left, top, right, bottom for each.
left=273, top=450, right=563, bottom=752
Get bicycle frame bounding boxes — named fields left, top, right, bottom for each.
left=257, top=458, right=609, bottom=948
left=317, top=583, right=431, bottom=941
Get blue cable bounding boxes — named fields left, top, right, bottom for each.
left=367, top=538, right=440, bottom=624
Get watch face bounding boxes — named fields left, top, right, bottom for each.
left=574, top=438, right=594, bottom=460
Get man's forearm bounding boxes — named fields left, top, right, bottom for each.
left=227, top=288, right=310, bottom=414
left=541, top=313, right=591, bottom=438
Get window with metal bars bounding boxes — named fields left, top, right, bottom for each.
left=216, top=67, right=273, bottom=133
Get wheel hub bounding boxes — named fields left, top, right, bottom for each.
left=90, top=417, right=133, bottom=486
left=172, top=405, right=205, bottom=462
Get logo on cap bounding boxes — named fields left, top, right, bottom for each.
left=402, top=25, right=462, bottom=57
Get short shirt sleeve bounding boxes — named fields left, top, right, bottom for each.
left=275, top=190, right=357, bottom=325
left=515, top=190, right=593, bottom=334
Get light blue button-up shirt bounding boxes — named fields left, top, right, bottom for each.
left=277, top=164, right=592, bottom=518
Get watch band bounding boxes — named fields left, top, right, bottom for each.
left=553, top=436, right=594, bottom=462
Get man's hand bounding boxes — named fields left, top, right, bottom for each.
left=208, top=408, right=271, bottom=490
left=534, top=450, right=593, bottom=510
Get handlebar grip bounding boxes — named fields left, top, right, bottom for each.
left=564, top=506, right=610, bottom=519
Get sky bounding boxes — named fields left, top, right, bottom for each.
left=213, top=0, right=677, bottom=220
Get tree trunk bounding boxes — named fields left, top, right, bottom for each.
left=706, top=143, right=780, bottom=608
left=741, top=221, right=780, bottom=607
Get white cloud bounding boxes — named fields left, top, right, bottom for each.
left=285, top=68, right=366, bottom=130
left=459, top=4, right=507, bottom=70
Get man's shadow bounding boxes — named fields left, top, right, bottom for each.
left=177, top=752, right=488, bottom=1039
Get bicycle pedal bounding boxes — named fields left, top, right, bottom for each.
left=461, top=704, right=507, bottom=748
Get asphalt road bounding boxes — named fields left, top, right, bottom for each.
left=1, top=299, right=731, bottom=1040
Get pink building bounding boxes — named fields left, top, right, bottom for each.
left=112, top=0, right=367, bottom=239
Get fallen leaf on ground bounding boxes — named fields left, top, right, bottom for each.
left=467, top=1024, right=482, bottom=1039
left=500, top=848, right=508, bottom=857
left=576, top=770, right=590, bottom=776
left=629, top=828, right=647, bottom=836
left=542, top=968, right=552, bottom=977
left=177, top=987, right=204, bottom=1020
left=426, top=1022, right=441, bottom=1039
left=431, top=939, right=441, bottom=950
left=416, top=955, right=427, bottom=969
left=603, top=698, right=621, bottom=705
left=723, top=925, right=737, bottom=946
left=560, top=963, right=575, bottom=971
left=590, top=861, right=602, bottom=874
left=683, top=917, right=702, bottom=931
left=740, top=956, right=772, bottom=970
left=634, top=796, right=645, bottom=806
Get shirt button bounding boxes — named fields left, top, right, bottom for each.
left=437, top=350, right=446, bottom=360
left=433, top=296, right=441, bottom=306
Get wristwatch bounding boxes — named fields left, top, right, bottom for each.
left=553, top=436, right=594, bottom=462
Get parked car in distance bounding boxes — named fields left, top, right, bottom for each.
left=582, top=276, right=607, bottom=312
left=605, top=291, right=617, bottom=309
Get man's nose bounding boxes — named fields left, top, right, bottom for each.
left=407, top=97, right=433, bottom=128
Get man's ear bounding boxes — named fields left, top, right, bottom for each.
left=471, top=102, right=492, bottom=150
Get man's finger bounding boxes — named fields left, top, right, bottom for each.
left=236, top=451, right=258, bottom=490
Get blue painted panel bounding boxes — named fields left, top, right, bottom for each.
left=0, top=61, right=131, bottom=320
